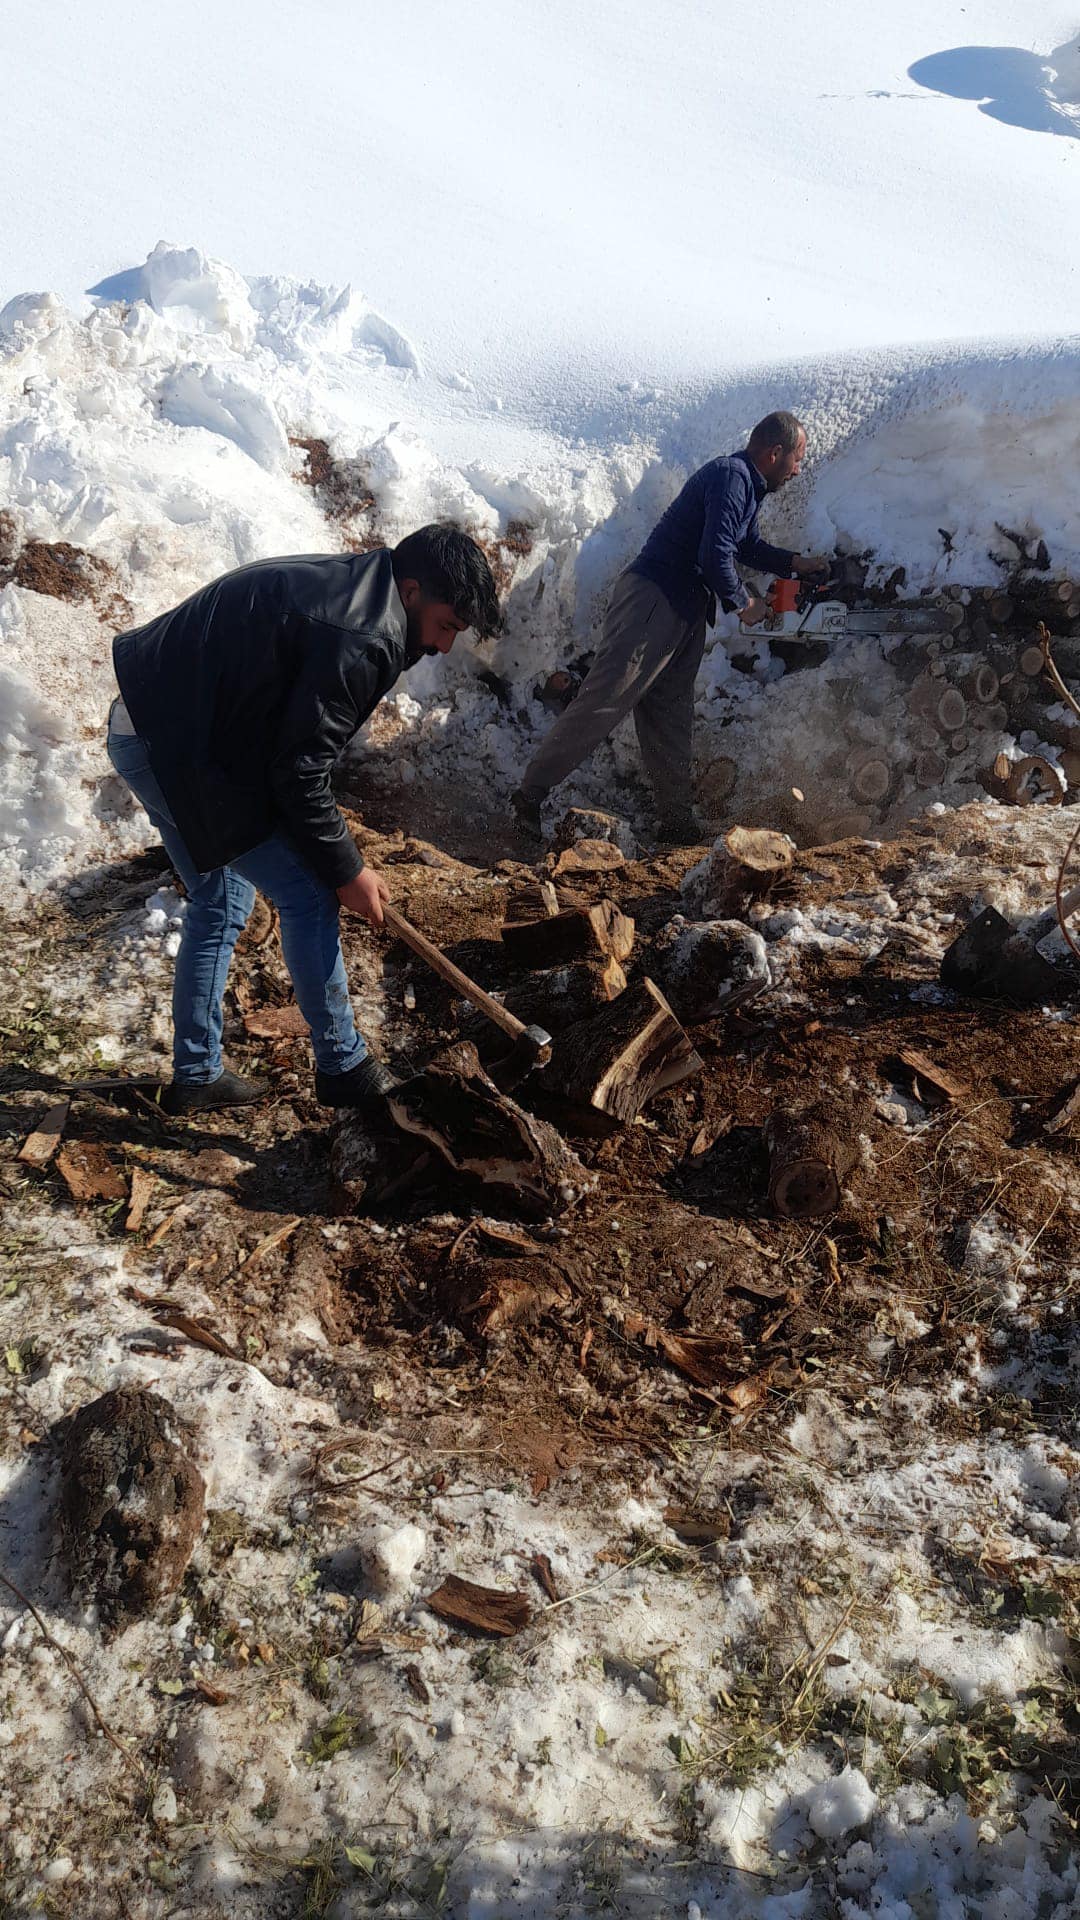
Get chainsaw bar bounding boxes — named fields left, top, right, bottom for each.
left=842, top=607, right=954, bottom=636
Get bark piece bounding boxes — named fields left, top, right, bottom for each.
left=445, top=1257, right=571, bottom=1337
left=501, top=898, right=635, bottom=968
left=17, top=1099, right=70, bottom=1168
left=242, top=1004, right=309, bottom=1038
left=544, top=978, right=702, bottom=1126
left=624, top=1313, right=735, bottom=1387
left=898, top=1048, right=969, bottom=1105
left=125, top=1167, right=157, bottom=1232
left=650, top=917, right=770, bottom=1022
left=388, top=1042, right=592, bottom=1215
left=55, top=1140, right=127, bottom=1204
left=764, top=1104, right=859, bottom=1220
left=60, top=1387, right=205, bottom=1633
left=1044, top=1081, right=1080, bottom=1137
left=425, top=1574, right=531, bottom=1637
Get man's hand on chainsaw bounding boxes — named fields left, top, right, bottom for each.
left=738, top=595, right=770, bottom=626
left=337, top=867, right=389, bottom=928
left=792, top=553, right=831, bottom=579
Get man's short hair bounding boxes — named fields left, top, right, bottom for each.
left=748, top=410, right=804, bottom=455
left=392, top=523, right=502, bottom=638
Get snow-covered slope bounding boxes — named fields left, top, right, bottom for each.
left=3, top=3, right=1079, bottom=408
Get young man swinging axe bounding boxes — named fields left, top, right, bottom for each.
left=107, top=525, right=501, bottom=1115
left=512, top=410, right=829, bottom=845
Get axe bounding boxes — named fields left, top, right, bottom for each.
left=381, top=902, right=551, bottom=1089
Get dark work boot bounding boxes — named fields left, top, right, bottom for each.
left=655, top=809, right=705, bottom=849
left=160, top=1067, right=269, bottom=1115
left=314, top=1056, right=399, bottom=1112
left=510, top=788, right=544, bottom=841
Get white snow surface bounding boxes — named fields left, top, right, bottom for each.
left=3, top=3, right=1080, bottom=405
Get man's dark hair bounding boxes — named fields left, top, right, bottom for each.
left=748, top=410, right=804, bottom=455
left=392, top=523, right=502, bottom=638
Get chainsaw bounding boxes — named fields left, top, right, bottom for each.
left=741, top=575, right=957, bottom=641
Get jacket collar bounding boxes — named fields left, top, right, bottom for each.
left=735, top=448, right=768, bottom=504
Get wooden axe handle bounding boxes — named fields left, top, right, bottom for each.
left=382, top=902, right=530, bottom=1047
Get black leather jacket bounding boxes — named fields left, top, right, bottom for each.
left=113, top=548, right=407, bottom=887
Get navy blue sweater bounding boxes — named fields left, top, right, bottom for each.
left=630, top=450, right=796, bottom=620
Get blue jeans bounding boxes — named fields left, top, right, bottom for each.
left=107, top=707, right=367, bottom=1085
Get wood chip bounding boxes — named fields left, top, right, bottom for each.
left=125, top=1166, right=157, bottom=1233
left=898, top=1047, right=969, bottom=1105
left=403, top=1662, right=431, bottom=1704
left=425, top=1574, right=531, bottom=1637
left=193, top=1676, right=230, bottom=1705
left=531, top=1552, right=560, bottom=1602
left=55, top=1140, right=127, bottom=1204
left=243, top=1216, right=301, bottom=1269
left=624, top=1314, right=734, bottom=1387
left=17, top=1100, right=70, bottom=1168
left=242, top=1005, right=310, bottom=1039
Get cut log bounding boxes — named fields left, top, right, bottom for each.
left=851, top=758, right=891, bottom=803
left=681, top=826, right=794, bottom=918
left=387, top=1042, right=592, bottom=1216
left=1002, top=755, right=1064, bottom=807
left=543, top=978, right=702, bottom=1126
left=1055, top=579, right=1075, bottom=603
left=1020, top=644, right=1046, bottom=677
left=934, top=687, right=967, bottom=733
left=1061, top=738, right=1080, bottom=787
left=961, top=663, right=1000, bottom=705
left=650, top=917, right=771, bottom=1022
left=915, top=749, right=947, bottom=787
left=501, top=898, right=634, bottom=968
left=764, top=1104, right=859, bottom=1220
left=989, top=594, right=1014, bottom=624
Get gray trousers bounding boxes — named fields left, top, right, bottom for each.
left=520, top=569, right=706, bottom=818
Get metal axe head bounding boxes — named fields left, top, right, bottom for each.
left=487, top=1023, right=553, bottom=1093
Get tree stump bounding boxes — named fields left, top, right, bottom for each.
left=682, top=826, right=794, bottom=919
left=544, top=978, right=702, bottom=1126
left=60, top=1388, right=205, bottom=1633
left=764, top=1104, right=859, bottom=1219
left=501, top=898, right=634, bottom=968
left=388, top=1042, right=592, bottom=1215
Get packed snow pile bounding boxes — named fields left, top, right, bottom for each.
left=2, top=243, right=1080, bottom=894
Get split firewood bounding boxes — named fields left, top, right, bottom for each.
left=17, top=1099, right=70, bottom=1169
left=764, top=1103, right=859, bottom=1220
left=682, top=825, right=794, bottom=919
left=549, top=839, right=626, bottom=878
left=55, top=1141, right=127, bottom=1205
left=503, top=879, right=562, bottom=923
left=388, top=1042, right=593, bottom=1215
left=425, top=1574, right=531, bottom=1637
left=543, top=978, right=702, bottom=1126
left=898, top=1047, right=969, bottom=1106
left=501, top=898, right=634, bottom=969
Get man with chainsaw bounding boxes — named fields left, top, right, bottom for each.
left=512, top=411, right=829, bottom=845
left=107, top=525, right=501, bottom=1115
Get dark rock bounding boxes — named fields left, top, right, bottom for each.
left=60, top=1387, right=205, bottom=1632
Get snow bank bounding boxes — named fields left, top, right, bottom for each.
left=1, top=241, right=1079, bottom=896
